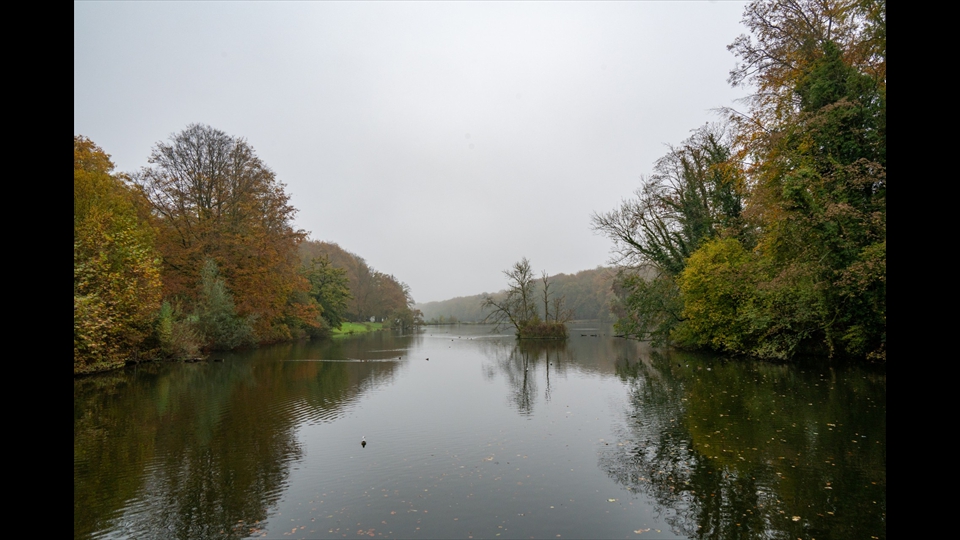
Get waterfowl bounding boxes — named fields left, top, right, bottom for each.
left=361, top=436, right=366, bottom=448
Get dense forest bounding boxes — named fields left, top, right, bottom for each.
left=593, top=0, right=885, bottom=361
left=74, top=126, right=417, bottom=375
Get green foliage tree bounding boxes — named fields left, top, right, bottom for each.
left=592, top=123, right=746, bottom=276
left=298, top=240, right=413, bottom=323
left=304, top=255, right=351, bottom=329
left=155, top=300, right=203, bottom=359
left=74, top=136, right=163, bottom=374
left=388, top=306, right=424, bottom=332
left=593, top=1, right=885, bottom=360
left=679, top=0, right=886, bottom=360
left=732, top=14, right=885, bottom=359
left=193, top=259, right=256, bottom=350
left=609, top=268, right=684, bottom=346
left=592, top=124, right=746, bottom=343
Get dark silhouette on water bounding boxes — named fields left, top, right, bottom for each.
left=361, top=436, right=366, bottom=448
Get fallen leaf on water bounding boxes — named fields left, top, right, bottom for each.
left=634, top=528, right=650, bottom=534
left=608, top=498, right=617, bottom=502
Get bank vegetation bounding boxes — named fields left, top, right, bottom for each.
left=74, top=125, right=418, bottom=375
left=593, top=0, right=885, bottom=361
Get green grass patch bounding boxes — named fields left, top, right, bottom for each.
left=330, top=321, right=383, bottom=337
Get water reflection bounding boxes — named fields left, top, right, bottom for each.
left=482, top=327, right=651, bottom=416
left=486, top=339, right=570, bottom=415
left=74, top=339, right=404, bottom=540
left=599, top=351, right=886, bottom=539
left=76, top=325, right=885, bottom=540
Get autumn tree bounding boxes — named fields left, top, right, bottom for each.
left=663, top=0, right=886, bottom=359
left=134, top=124, right=311, bottom=344
left=371, top=272, right=413, bottom=322
left=75, top=136, right=162, bottom=373
left=592, top=123, right=746, bottom=343
left=592, top=0, right=885, bottom=360
left=299, top=240, right=355, bottom=269
left=727, top=0, right=885, bottom=134
left=725, top=0, right=886, bottom=359
left=299, top=240, right=413, bottom=323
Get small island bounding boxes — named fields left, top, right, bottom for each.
left=481, top=257, right=572, bottom=339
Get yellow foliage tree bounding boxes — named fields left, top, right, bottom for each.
left=74, top=136, right=162, bottom=374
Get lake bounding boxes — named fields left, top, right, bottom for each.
left=74, top=323, right=885, bottom=539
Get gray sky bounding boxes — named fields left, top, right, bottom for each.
left=75, top=1, right=751, bottom=303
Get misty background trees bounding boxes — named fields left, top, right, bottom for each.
left=481, top=258, right=572, bottom=339
left=417, top=267, right=615, bottom=324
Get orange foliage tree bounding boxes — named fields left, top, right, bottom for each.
left=134, top=124, right=316, bottom=344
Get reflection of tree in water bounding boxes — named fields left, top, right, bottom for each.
left=483, top=339, right=569, bottom=416
left=250, top=328, right=421, bottom=363
left=74, top=352, right=401, bottom=540
left=599, top=351, right=886, bottom=540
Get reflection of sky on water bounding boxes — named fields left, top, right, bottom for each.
left=75, top=324, right=884, bottom=539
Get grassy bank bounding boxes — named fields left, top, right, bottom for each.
left=330, top=321, right=384, bottom=337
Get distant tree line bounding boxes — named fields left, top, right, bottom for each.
left=298, top=240, right=421, bottom=329
left=593, top=0, right=885, bottom=361
left=482, top=258, right=573, bottom=339
left=75, top=125, right=417, bottom=375
left=417, top=267, right=616, bottom=324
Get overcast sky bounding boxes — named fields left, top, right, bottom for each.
left=75, top=1, right=752, bottom=303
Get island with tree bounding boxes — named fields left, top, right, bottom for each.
left=481, top=257, right=572, bottom=339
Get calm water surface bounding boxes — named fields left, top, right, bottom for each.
left=74, top=324, right=885, bottom=539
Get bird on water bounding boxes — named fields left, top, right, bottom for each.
left=361, top=436, right=366, bottom=448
